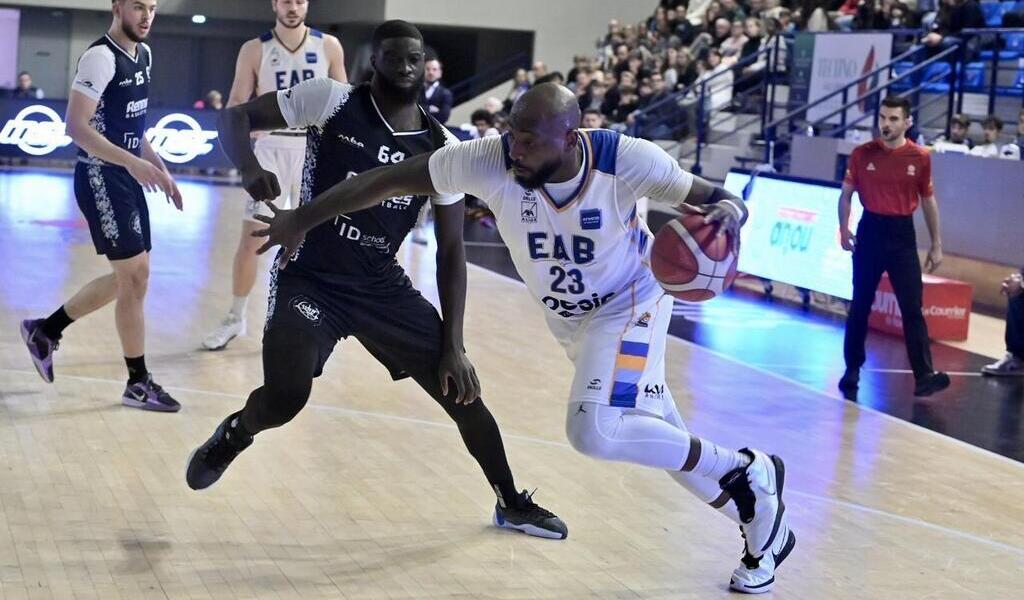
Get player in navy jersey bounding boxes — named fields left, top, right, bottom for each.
left=186, top=21, right=566, bottom=540
left=19, top=0, right=182, bottom=412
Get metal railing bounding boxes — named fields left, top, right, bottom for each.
left=631, top=37, right=788, bottom=175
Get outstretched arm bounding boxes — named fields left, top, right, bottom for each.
left=254, top=152, right=439, bottom=258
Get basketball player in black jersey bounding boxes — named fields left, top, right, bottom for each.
left=19, top=0, right=182, bottom=412
left=186, top=21, right=566, bottom=539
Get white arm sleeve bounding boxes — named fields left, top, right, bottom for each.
left=277, top=78, right=353, bottom=129
left=71, top=46, right=116, bottom=102
left=428, top=135, right=506, bottom=207
left=615, top=135, right=694, bottom=215
left=430, top=127, right=467, bottom=206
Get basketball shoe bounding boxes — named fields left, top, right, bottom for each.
left=493, top=489, right=568, bottom=539
left=719, top=448, right=793, bottom=592
left=202, top=313, right=246, bottom=351
left=729, top=513, right=797, bottom=593
left=20, top=319, right=58, bottom=383
left=122, top=374, right=181, bottom=412
left=187, top=412, right=252, bottom=490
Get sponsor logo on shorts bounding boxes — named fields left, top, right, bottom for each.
left=541, top=292, right=615, bottom=318
left=587, top=378, right=602, bottom=391
left=118, top=77, right=133, bottom=87
left=290, top=295, right=323, bottom=326
left=643, top=383, right=665, bottom=399
left=636, top=312, right=651, bottom=328
left=130, top=211, right=142, bottom=235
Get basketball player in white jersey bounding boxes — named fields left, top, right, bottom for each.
left=252, top=83, right=796, bottom=593
left=202, top=0, right=346, bottom=350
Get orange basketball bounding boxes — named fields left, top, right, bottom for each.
left=650, top=214, right=738, bottom=302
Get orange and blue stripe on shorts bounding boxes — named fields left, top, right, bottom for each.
left=610, top=341, right=649, bottom=407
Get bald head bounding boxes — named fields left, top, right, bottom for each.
left=505, top=83, right=583, bottom=189
left=509, top=83, right=581, bottom=134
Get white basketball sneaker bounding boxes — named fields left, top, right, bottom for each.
left=730, top=514, right=797, bottom=593
left=202, top=313, right=246, bottom=351
left=719, top=448, right=793, bottom=593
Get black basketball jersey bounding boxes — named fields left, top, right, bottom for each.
left=277, top=80, right=459, bottom=285
left=71, top=35, right=152, bottom=161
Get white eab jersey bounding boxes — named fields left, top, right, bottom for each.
left=257, top=28, right=330, bottom=140
left=429, top=129, right=694, bottom=321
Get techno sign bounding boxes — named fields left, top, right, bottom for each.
left=0, top=104, right=220, bottom=165
left=0, top=105, right=74, bottom=155
left=145, top=113, right=218, bottom=164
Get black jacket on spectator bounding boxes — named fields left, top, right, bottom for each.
left=932, top=0, right=986, bottom=36
left=420, top=82, right=453, bottom=125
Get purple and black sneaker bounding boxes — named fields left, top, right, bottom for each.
left=20, top=319, right=58, bottom=383
left=122, top=374, right=181, bottom=412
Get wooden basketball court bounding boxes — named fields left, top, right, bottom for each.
left=1, top=170, right=1021, bottom=599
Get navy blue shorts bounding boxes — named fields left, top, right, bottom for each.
left=265, top=266, right=445, bottom=381
left=74, top=161, right=151, bottom=260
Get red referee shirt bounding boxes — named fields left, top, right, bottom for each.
left=843, top=139, right=934, bottom=216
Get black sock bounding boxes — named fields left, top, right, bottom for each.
left=494, top=481, right=522, bottom=509
left=41, top=306, right=73, bottom=340
left=125, top=355, right=148, bottom=384
left=228, top=411, right=254, bottom=439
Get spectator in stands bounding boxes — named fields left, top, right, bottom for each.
left=470, top=108, right=499, bottom=139
left=720, top=20, right=750, bottom=60
left=579, top=79, right=611, bottom=114
left=932, top=113, right=973, bottom=153
left=981, top=270, right=1024, bottom=376
left=833, top=0, right=860, bottom=31
left=711, top=17, right=733, bottom=49
left=566, top=55, right=589, bottom=84
left=721, top=0, right=748, bottom=21
left=483, top=96, right=504, bottom=114
left=969, top=115, right=1003, bottom=158
left=12, top=71, right=43, bottom=100
left=503, top=68, right=530, bottom=112
left=581, top=108, right=606, bottom=129
left=492, top=111, right=510, bottom=134
left=923, top=0, right=986, bottom=59
left=609, top=83, right=640, bottom=129
left=665, top=48, right=699, bottom=90
left=571, top=70, right=592, bottom=95
left=603, top=19, right=622, bottom=46
left=694, top=48, right=734, bottom=111
left=741, top=17, right=764, bottom=58
left=530, top=60, right=549, bottom=83
left=204, top=90, right=223, bottom=110
left=1010, top=109, right=1024, bottom=159
left=749, top=0, right=768, bottom=18
left=420, top=57, right=453, bottom=124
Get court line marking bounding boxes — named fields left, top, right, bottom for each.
left=2, top=365, right=1023, bottom=558
left=465, top=262, right=1024, bottom=471
left=739, top=363, right=985, bottom=377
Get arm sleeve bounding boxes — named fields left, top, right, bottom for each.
left=277, top=78, right=353, bottom=129
left=71, top=46, right=116, bottom=101
left=428, top=136, right=506, bottom=206
left=615, top=135, right=694, bottom=214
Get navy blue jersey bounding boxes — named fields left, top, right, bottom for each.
left=71, top=35, right=152, bottom=161
left=276, top=80, right=462, bottom=284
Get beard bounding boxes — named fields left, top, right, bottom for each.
left=122, top=21, right=146, bottom=43
left=375, top=72, right=423, bottom=104
left=512, top=157, right=562, bottom=189
left=277, top=14, right=304, bottom=29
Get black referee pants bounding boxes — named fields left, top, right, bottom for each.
left=1007, top=283, right=1024, bottom=358
left=844, top=211, right=934, bottom=379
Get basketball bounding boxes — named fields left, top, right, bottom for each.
left=650, top=214, right=738, bottom=302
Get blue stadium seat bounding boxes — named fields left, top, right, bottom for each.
left=890, top=61, right=915, bottom=91
left=962, top=62, right=986, bottom=91
left=981, top=2, right=1006, bottom=27
left=923, top=62, right=952, bottom=92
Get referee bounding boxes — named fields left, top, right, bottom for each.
left=837, top=95, right=950, bottom=398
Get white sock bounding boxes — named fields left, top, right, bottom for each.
left=682, top=437, right=750, bottom=480
left=229, top=296, right=248, bottom=319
